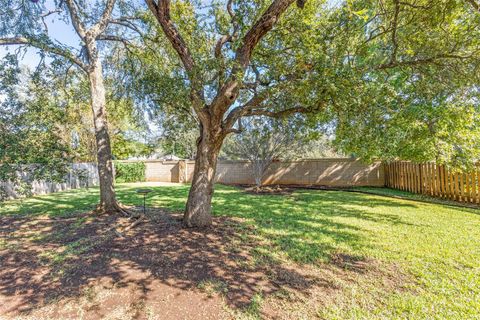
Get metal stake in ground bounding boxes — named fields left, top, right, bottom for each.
left=136, top=189, right=153, bottom=215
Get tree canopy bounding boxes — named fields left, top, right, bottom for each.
left=0, top=55, right=72, bottom=187
left=124, top=0, right=480, bottom=166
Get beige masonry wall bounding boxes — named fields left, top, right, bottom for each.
left=142, top=158, right=384, bottom=187
left=136, top=160, right=180, bottom=182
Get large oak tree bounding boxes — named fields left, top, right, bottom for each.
left=143, top=0, right=479, bottom=227
left=0, top=0, right=141, bottom=212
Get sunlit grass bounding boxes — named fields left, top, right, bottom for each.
left=1, top=183, right=479, bottom=318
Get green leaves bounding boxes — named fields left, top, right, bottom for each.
left=114, top=161, right=146, bottom=183
left=0, top=58, right=72, bottom=185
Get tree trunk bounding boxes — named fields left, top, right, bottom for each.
left=184, top=124, right=223, bottom=227
left=252, top=160, right=271, bottom=187
left=88, top=58, right=117, bottom=213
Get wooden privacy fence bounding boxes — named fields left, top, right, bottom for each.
left=384, top=161, right=480, bottom=204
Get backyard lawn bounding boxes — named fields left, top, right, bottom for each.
left=0, top=183, right=479, bottom=319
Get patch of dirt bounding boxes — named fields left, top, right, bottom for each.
left=0, top=208, right=414, bottom=319
left=240, top=184, right=356, bottom=196
left=242, top=185, right=297, bottom=196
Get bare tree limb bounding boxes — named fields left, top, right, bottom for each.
left=64, top=0, right=87, bottom=38
left=214, top=0, right=239, bottom=59
left=0, top=37, right=88, bottom=71
left=41, top=9, right=63, bottom=32
left=214, top=34, right=232, bottom=87
left=145, top=0, right=195, bottom=73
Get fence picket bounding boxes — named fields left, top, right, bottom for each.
left=411, top=163, right=414, bottom=193
left=471, top=170, right=476, bottom=204
left=443, top=166, right=448, bottom=200
left=424, top=163, right=428, bottom=194
left=439, top=165, right=443, bottom=198
left=466, top=174, right=471, bottom=203
left=454, top=171, right=459, bottom=201
left=447, top=168, right=452, bottom=200
left=406, top=163, right=410, bottom=192
left=395, top=162, right=399, bottom=189
left=400, top=162, right=404, bottom=190
left=415, top=164, right=420, bottom=194
left=477, top=165, right=480, bottom=204
left=387, top=163, right=391, bottom=187
left=412, top=163, right=419, bottom=193
left=430, top=163, right=435, bottom=196
left=396, top=162, right=399, bottom=190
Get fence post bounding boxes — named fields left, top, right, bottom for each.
left=178, top=160, right=187, bottom=183
left=477, top=165, right=480, bottom=204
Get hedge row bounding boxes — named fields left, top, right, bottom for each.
left=114, top=161, right=146, bottom=183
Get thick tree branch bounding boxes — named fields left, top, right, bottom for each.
left=214, top=0, right=239, bottom=59
left=145, top=0, right=196, bottom=76
left=0, top=37, right=88, bottom=71
left=466, top=0, right=480, bottom=11
left=234, top=0, right=296, bottom=70
left=211, top=0, right=300, bottom=117
left=214, top=0, right=240, bottom=87
left=145, top=0, right=206, bottom=114
left=224, top=127, right=242, bottom=134
left=223, top=93, right=268, bottom=131
left=215, top=35, right=232, bottom=59
left=389, top=0, right=400, bottom=65
left=92, top=0, right=117, bottom=37
left=214, top=34, right=232, bottom=87
left=64, top=0, right=87, bottom=38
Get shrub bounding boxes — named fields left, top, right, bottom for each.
left=114, top=161, right=146, bottom=183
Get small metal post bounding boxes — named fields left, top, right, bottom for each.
left=136, top=189, right=153, bottom=215
left=143, top=194, right=146, bottom=215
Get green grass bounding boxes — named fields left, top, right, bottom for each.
left=353, top=186, right=480, bottom=208
left=1, top=183, right=479, bottom=319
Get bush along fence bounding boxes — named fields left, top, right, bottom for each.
left=384, top=161, right=480, bottom=204
left=113, top=161, right=146, bottom=183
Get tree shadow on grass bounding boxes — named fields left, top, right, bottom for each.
left=0, top=185, right=419, bottom=318
left=0, top=211, right=343, bottom=319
